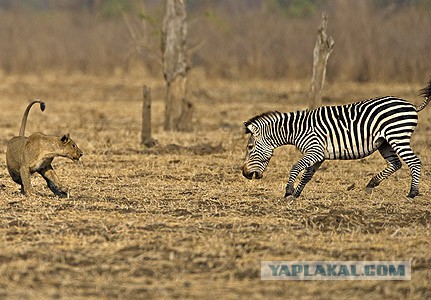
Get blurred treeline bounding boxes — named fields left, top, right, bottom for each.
left=0, top=0, right=430, bottom=82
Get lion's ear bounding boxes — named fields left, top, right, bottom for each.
left=60, top=133, right=70, bottom=143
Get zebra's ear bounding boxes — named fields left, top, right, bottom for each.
left=244, top=123, right=257, bottom=135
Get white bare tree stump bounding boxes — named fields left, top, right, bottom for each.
left=310, top=13, right=334, bottom=110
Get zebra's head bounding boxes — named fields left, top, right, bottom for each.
left=242, top=115, right=276, bottom=180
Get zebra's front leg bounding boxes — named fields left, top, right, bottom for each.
left=284, top=157, right=322, bottom=198
left=285, top=163, right=302, bottom=197
left=293, top=161, right=323, bottom=197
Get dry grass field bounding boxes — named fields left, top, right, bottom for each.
left=0, top=73, right=430, bottom=299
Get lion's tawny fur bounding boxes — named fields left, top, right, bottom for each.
left=6, top=101, right=83, bottom=197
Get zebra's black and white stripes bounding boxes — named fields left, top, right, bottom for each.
left=242, top=80, right=431, bottom=198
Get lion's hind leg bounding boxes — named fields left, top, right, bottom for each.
left=19, top=165, right=34, bottom=196
left=8, top=170, right=25, bottom=194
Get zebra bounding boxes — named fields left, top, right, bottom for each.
left=242, top=80, right=431, bottom=199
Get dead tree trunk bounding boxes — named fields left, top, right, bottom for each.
left=162, top=0, right=193, bottom=131
left=141, top=85, right=156, bottom=147
left=310, top=13, right=334, bottom=109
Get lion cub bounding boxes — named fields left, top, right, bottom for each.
left=6, top=100, right=83, bottom=197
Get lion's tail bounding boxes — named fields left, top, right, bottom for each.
left=19, top=100, right=45, bottom=136
left=416, top=79, right=431, bottom=112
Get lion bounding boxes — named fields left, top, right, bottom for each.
left=6, top=100, right=83, bottom=197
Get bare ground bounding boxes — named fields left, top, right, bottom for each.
left=0, top=73, right=430, bottom=299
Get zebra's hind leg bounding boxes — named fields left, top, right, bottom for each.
left=365, top=142, right=402, bottom=194
left=388, top=140, right=421, bottom=198
left=293, top=161, right=323, bottom=197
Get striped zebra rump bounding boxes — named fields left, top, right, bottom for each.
left=314, top=97, right=418, bottom=160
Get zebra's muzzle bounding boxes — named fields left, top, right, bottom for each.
left=242, top=167, right=263, bottom=180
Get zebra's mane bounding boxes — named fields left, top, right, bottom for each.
left=244, top=111, right=284, bottom=128
left=419, top=79, right=431, bottom=99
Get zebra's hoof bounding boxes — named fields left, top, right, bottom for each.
left=285, top=195, right=296, bottom=203
left=407, top=191, right=419, bottom=198
left=284, top=187, right=294, bottom=198
left=365, top=186, right=374, bottom=194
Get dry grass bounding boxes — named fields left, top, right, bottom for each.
left=0, top=73, right=430, bottom=299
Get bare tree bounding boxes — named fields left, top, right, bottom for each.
left=310, top=13, right=334, bottom=109
left=161, top=0, right=193, bottom=131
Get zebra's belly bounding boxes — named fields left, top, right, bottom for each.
left=324, top=148, right=377, bottom=160
left=323, top=136, right=383, bottom=160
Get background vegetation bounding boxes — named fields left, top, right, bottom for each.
left=0, top=0, right=430, bottom=82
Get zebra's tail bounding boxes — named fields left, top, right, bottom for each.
left=416, top=79, right=431, bottom=112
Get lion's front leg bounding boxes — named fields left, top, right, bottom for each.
left=39, top=166, right=68, bottom=198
